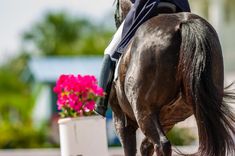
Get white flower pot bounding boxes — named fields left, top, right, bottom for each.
left=58, top=116, right=108, bottom=156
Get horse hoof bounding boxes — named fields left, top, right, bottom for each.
left=162, top=141, right=172, bottom=156
left=155, top=141, right=172, bottom=156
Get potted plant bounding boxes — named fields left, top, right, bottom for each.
left=54, top=74, right=108, bottom=156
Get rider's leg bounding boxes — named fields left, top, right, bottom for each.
left=94, top=0, right=145, bottom=116
left=94, top=1, right=147, bottom=116
left=94, top=22, right=125, bottom=117
left=94, top=54, right=116, bottom=116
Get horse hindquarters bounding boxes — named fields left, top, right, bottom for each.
left=178, top=13, right=235, bottom=156
left=122, top=16, right=187, bottom=155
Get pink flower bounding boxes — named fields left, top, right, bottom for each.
left=53, top=74, right=67, bottom=93
left=92, top=86, right=105, bottom=96
left=73, top=101, right=83, bottom=112
left=57, top=93, right=68, bottom=110
left=54, top=74, right=104, bottom=118
left=84, top=101, right=95, bottom=112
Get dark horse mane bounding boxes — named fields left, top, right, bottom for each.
left=109, top=1, right=235, bottom=156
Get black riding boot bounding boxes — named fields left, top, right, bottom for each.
left=95, top=54, right=116, bottom=117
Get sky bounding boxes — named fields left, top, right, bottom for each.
left=0, top=0, right=115, bottom=63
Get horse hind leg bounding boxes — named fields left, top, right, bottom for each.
left=140, top=137, right=154, bottom=156
left=136, top=113, right=172, bottom=156
left=154, top=118, right=172, bottom=156
left=113, top=113, right=138, bottom=156
left=109, top=87, right=138, bottom=156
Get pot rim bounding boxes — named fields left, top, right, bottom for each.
left=58, top=115, right=105, bottom=124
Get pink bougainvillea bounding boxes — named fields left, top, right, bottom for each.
left=53, top=74, right=104, bottom=118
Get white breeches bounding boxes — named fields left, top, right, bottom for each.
left=104, top=20, right=125, bottom=57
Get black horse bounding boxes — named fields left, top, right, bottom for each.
left=109, top=0, right=235, bottom=156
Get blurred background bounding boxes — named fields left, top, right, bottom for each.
left=0, top=0, right=115, bottom=149
left=0, top=0, right=234, bottom=152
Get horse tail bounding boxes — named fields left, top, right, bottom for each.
left=178, top=15, right=235, bottom=156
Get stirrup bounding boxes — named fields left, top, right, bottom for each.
left=94, top=105, right=107, bottom=117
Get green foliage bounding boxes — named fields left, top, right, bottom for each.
left=3, top=53, right=30, bottom=75
left=0, top=93, right=32, bottom=122
left=0, top=66, right=44, bottom=148
left=0, top=57, right=33, bottom=120
left=0, top=83, right=55, bottom=149
left=167, top=127, right=196, bottom=146
left=0, top=122, right=56, bottom=149
left=0, top=68, right=28, bottom=93
left=22, top=11, right=114, bottom=56
left=77, top=29, right=113, bottom=55
left=0, top=55, right=42, bottom=148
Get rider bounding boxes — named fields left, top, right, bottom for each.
left=95, top=0, right=191, bottom=117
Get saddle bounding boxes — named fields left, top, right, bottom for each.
left=157, top=2, right=177, bottom=14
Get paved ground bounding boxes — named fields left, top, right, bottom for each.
left=0, top=146, right=197, bottom=156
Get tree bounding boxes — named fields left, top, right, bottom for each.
left=22, top=11, right=114, bottom=56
